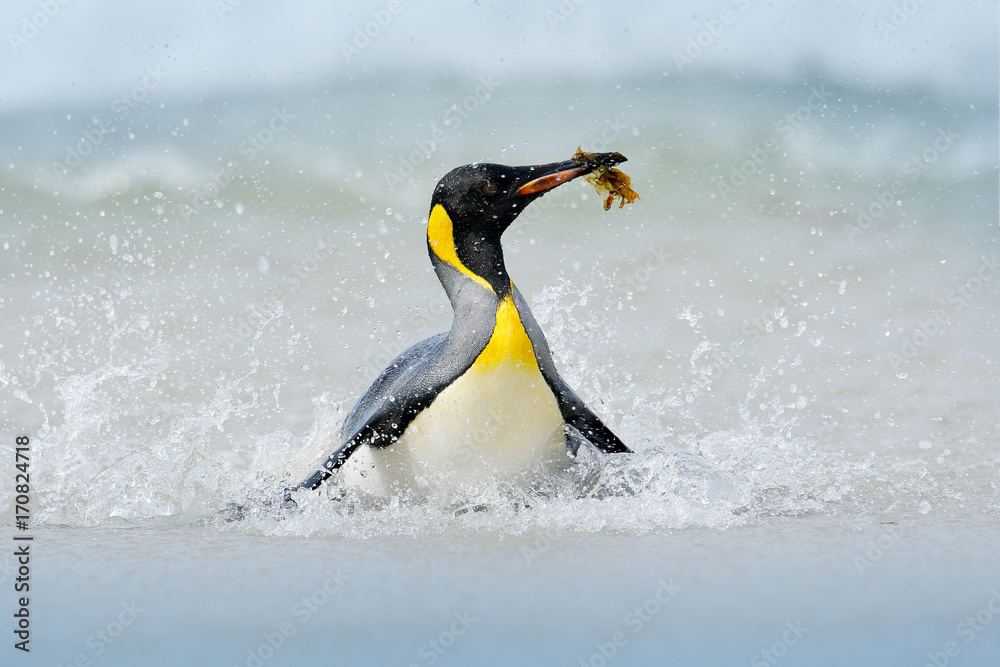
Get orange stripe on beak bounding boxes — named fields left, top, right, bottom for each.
left=516, top=167, right=585, bottom=196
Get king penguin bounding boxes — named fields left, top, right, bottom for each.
left=289, top=154, right=631, bottom=500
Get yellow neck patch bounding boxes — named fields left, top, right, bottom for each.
left=426, top=206, right=535, bottom=371
left=427, top=204, right=494, bottom=293
left=474, top=295, right=539, bottom=370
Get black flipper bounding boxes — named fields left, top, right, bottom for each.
left=512, top=287, right=631, bottom=454
left=287, top=277, right=499, bottom=499
left=286, top=333, right=453, bottom=499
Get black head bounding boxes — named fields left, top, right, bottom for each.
left=426, top=159, right=588, bottom=298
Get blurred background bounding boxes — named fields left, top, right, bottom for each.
left=1, top=2, right=998, bottom=666
left=2, top=0, right=996, bottom=436
left=1, top=0, right=996, bottom=477
left=3, top=1, right=997, bottom=104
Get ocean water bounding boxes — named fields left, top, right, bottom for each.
left=1, top=73, right=999, bottom=665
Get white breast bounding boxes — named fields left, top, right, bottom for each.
left=340, top=296, right=569, bottom=498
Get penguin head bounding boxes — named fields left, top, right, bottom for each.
left=427, top=159, right=587, bottom=296
left=430, top=160, right=586, bottom=237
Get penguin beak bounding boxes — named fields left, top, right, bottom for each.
left=515, top=159, right=587, bottom=197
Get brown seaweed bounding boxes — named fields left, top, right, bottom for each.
left=572, top=147, right=640, bottom=210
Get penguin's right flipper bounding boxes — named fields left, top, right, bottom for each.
left=286, top=327, right=487, bottom=501
left=288, top=437, right=363, bottom=499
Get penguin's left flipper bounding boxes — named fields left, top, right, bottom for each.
left=554, top=386, right=631, bottom=454
left=511, top=287, right=631, bottom=455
